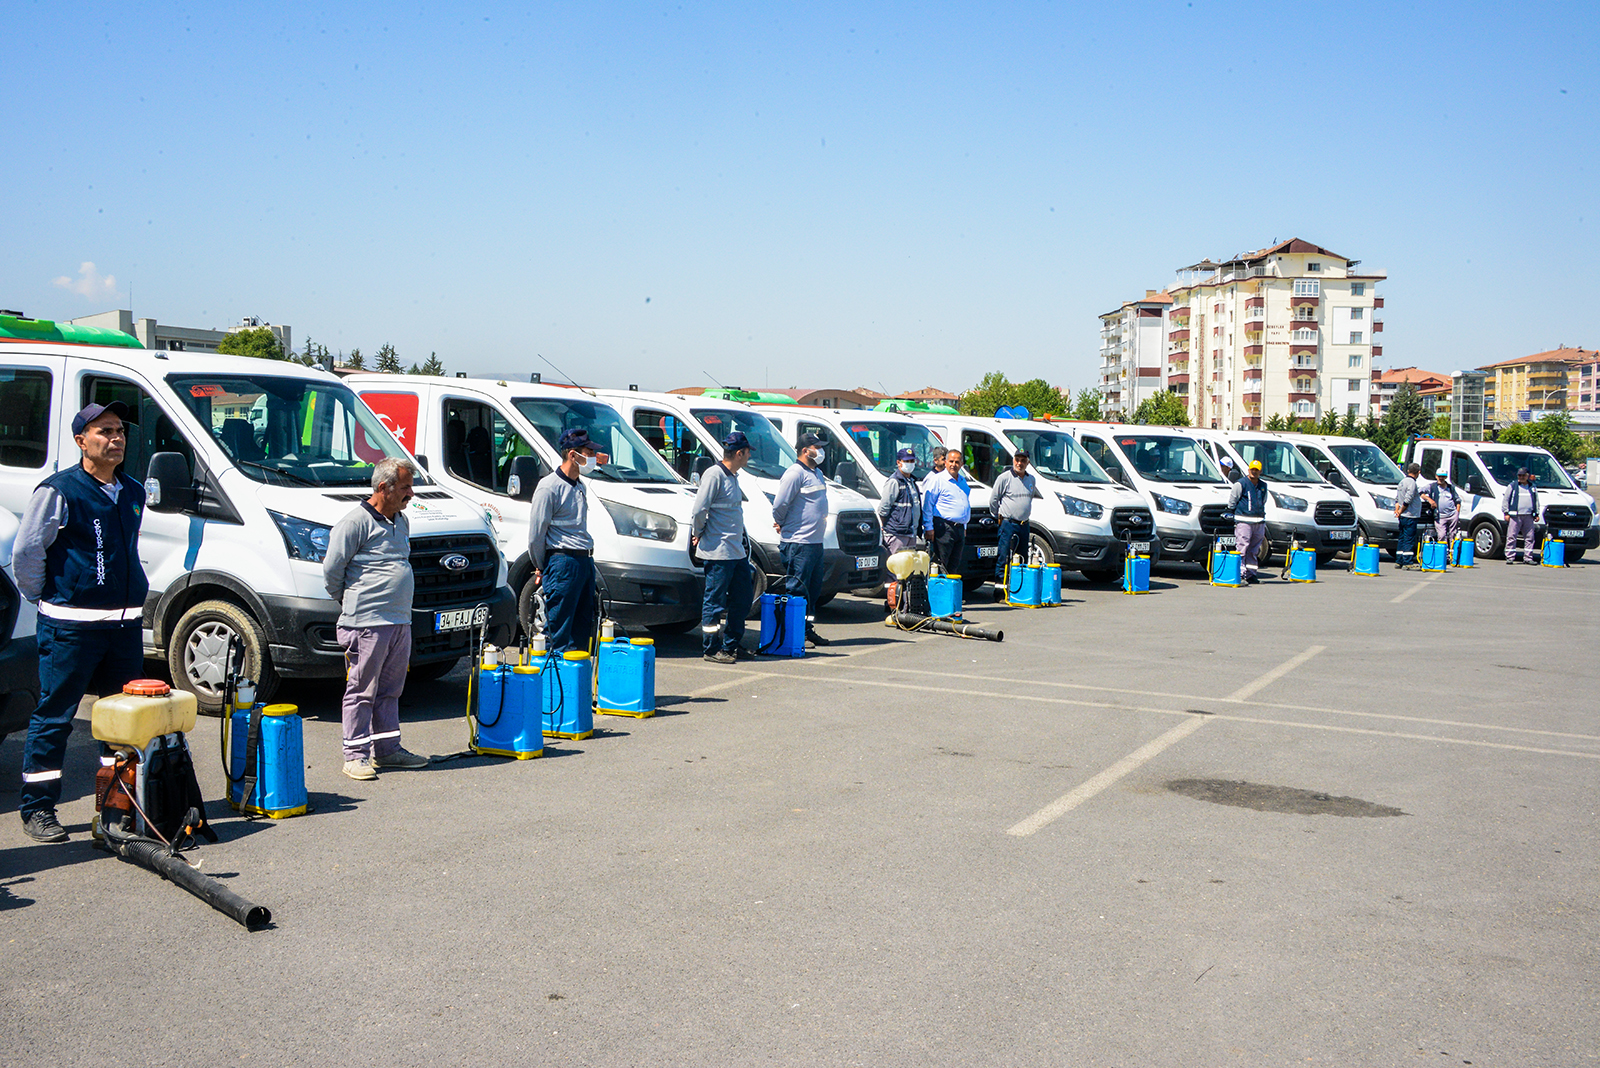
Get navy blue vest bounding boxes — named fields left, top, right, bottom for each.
left=883, top=472, right=920, bottom=536
left=1234, top=477, right=1267, bottom=518
left=37, top=466, right=149, bottom=626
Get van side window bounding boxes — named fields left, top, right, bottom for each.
left=1419, top=448, right=1442, bottom=479
left=962, top=432, right=998, bottom=484
left=1302, top=445, right=1339, bottom=483
left=81, top=376, right=194, bottom=482
left=442, top=398, right=521, bottom=494
left=634, top=408, right=710, bottom=480
left=797, top=421, right=836, bottom=480
left=0, top=368, right=52, bottom=469
left=1452, top=453, right=1485, bottom=495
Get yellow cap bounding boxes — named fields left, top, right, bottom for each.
left=262, top=703, right=298, bottom=717
left=1248, top=460, right=1263, bottom=470
left=629, top=637, right=654, bottom=646
left=563, top=650, right=590, bottom=661
left=513, top=664, right=540, bottom=674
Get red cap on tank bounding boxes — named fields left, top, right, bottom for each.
left=123, top=680, right=172, bottom=697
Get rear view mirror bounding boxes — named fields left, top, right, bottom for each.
left=414, top=454, right=430, bottom=472
left=506, top=455, right=544, bottom=501
left=143, top=452, right=194, bottom=513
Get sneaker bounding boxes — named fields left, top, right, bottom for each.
left=704, top=650, right=736, bottom=664
left=373, top=748, right=429, bottom=769
left=22, top=809, right=68, bottom=843
left=1244, top=574, right=1259, bottom=585
left=342, top=758, right=378, bottom=780
left=805, top=630, right=829, bottom=647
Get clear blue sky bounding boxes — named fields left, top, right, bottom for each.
left=5, top=1, right=1596, bottom=395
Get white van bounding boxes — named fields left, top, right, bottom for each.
left=350, top=375, right=704, bottom=633
left=0, top=327, right=515, bottom=712
left=1057, top=423, right=1235, bottom=564
left=1278, top=433, right=1403, bottom=557
left=594, top=389, right=883, bottom=607
left=1189, top=429, right=1359, bottom=562
left=913, top=414, right=1157, bottom=582
left=0, top=507, right=40, bottom=745
left=1400, top=438, right=1598, bottom=561
left=756, top=405, right=1000, bottom=592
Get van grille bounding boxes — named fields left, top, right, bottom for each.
left=966, top=512, right=999, bottom=547
left=1314, top=501, right=1356, bottom=527
left=1111, top=506, right=1154, bottom=540
left=1198, top=504, right=1233, bottom=536
left=411, top=533, right=500, bottom=610
left=1543, top=504, right=1591, bottom=528
left=835, top=510, right=882, bottom=554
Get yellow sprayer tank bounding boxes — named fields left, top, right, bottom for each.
left=92, top=680, right=198, bottom=750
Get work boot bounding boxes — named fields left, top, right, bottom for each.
left=805, top=629, right=829, bottom=647
left=342, top=758, right=378, bottom=781
left=704, top=650, right=736, bottom=665
left=22, top=809, right=68, bottom=844
left=373, top=748, right=429, bottom=769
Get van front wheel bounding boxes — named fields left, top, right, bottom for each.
left=168, top=599, right=279, bottom=715
left=1473, top=521, right=1504, bottom=560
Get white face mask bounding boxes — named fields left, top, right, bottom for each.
left=808, top=447, right=824, bottom=465
left=898, top=461, right=915, bottom=474
left=577, top=454, right=599, bottom=475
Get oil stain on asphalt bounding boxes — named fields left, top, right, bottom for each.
left=1165, top=779, right=1406, bottom=817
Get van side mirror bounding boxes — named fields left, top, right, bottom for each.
left=414, top=454, right=430, bottom=472
left=505, top=455, right=544, bottom=501
left=144, top=452, right=195, bottom=513
left=835, top=458, right=860, bottom=491
left=1104, top=463, right=1129, bottom=486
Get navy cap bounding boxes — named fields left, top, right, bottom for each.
left=557, top=428, right=596, bottom=454
left=72, top=401, right=133, bottom=436
left=1517, top=466, right=1530, bottom=477
left=896, top=448, right=916, bottom=462
left=723, top=430, right=751, bottom=451
left=798, top=432, right=827, bottom=449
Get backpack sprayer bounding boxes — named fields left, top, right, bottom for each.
left=883, top=549, right=1003, bottom=641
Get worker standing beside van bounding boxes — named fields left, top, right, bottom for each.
left=989, top=451, right=1038, bottom=581
left=923, top=449, right=972, bottom=576
left=324, top=458, right=430, bottom=781
left=529, top=430, right=608, bottom=653
left=13, top=403, right=147, bottom=843
left=1228, top=459, right=1269, bottom=585
left=1423, top=466, right=1462, bottom=546
left=691, top=431, right=753, bottom=664
left=877, top=448, right=923, bottom=609
left=1502, top=467, right=1539, bottom=564
left=771, top=433, right=830, bottom=648
left=1394, top=463, right=1423, bottom=569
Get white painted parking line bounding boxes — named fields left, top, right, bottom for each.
left=1223, top=645, right=1325, bottom=702
left=1005, top=717, right=1209, bottom=837
left=1390, top=581, right=1430, bottom=604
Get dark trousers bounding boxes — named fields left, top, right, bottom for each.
left=22, top=619, right=143, bottom=818
left=542, top=551, right=596, bottom=655
left=995, top=518, right=1028, bottom=580
left=779, top=541, right=824, bottom=626
left=930, top=517, right=966, bottom=576
left=1397, top=515, right=1418, bottom=565
left=701, top=558, right=752, bottom=654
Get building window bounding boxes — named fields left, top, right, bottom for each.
left=1350, top=308, right=1364, bottom=320
left=1348, top=354, right=1362, bottom=367
left=1293, top=279, right=1320, bottom=296
left=1351, top=283, right=1365, bottom=297
left=1307, top=262, right=1322, bottom=272
left=1348, top=403, right=1361, bottom=416
left=1293, top=328, right=1317, bottom=343
left=1295, top=400, right=1314, bottom=415
left=1348, top=378, right=1363, bottom=392
left=1295, top=378, right=1313, bottom=392
left=1349, top=331, right=1363, bottom=345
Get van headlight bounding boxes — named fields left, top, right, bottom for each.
left=1270, top=491, right=1308, bottom=512
left=270, top=511, right=332, bottom=562
left=1055, top=493, right=1103, bottom=519
left=1151, top=494, right=1192, bottom=516
left=1369, top=492, right=1396, bottom=510
left=601, top=499, right=678, bottom=542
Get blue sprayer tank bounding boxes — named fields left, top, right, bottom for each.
left=758, top=593, right=807, bottom=657
left=474, top=653, right=544, bottom=759
left=1210, top=545, right=1243, bottom=586
left=597, top=637, right=656, bottom=719
left=1354, top=543, right=1381, bottom=576
left=927, top=574, right=963, bottom=617
left=1287, top=548, right=1317, bottom=582
left=545, top=651, right=595, bottom=739
left=1420, top=540, right=1448, bottom=572
left=1123, top=554, right=1151, bottom=594
left=1542, top=537, right=1567, bottom=567
left=1006, top=563, right=1042, bottom=606
left=1041, top=564, right=1062, bottom=606
left=1452, top=537, right=1475, bottom=567
left=229, top=702, right=308, bottom=818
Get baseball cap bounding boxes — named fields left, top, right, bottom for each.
left=1247, top=460, right=1263, bottom=471
left=896, top=448, right=916, bottom=462
left=798, top=432, right=827, bottom=450
left=1435, top=467, right=1449, bottom=477
left=1220, top=456, right=1235, bottom=468
left=557, top=428, right=596, bottom=454
left=72, top=401, right=133, bottom=436
left=723, top=430, right=751, bottom=451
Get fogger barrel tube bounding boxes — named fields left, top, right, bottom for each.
left=891, top=611, right=1004, bottom=642
left=106, top=832, right=271, bottom=930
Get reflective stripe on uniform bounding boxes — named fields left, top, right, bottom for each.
left=22, top=769, right=63, bottom=783
left=344, top=729, right=401, bottom=746
left=38, top=602, right=141, bottom=623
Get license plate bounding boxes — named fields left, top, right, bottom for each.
left=1215, top=536, right=1236, bottom=549
left=977, top=546, right=998, bottom=557
left=855, top=555, right=879, bottom=570
left=435, top=606, right=489, bottom=633
left=1131, top=541, right=1150, bottom=554
left=1328, top=529, right=1353, bottom=541
left=1559, top=528, right=1585, bottom=538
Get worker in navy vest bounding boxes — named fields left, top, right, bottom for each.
left=1228, top=459, right=1269, bottom=584
left=13, top=402, right=148, bottom=843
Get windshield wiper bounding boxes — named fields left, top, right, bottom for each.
left=234, top=458, right=319, bottom=486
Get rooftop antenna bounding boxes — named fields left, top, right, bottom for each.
left=703, top=370, right=729, bottom=391
left=538, top=353, right=594, bottom=395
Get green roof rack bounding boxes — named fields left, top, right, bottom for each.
left=0, top=314, right=145, bottom=349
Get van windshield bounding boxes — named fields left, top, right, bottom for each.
left=837, top=420, right=948, bottom=482
left=1480, top=450, right=1571, bottom=489
left=167, top=374, right=418, bottom=487
left=1327, top=442, right=1403, bottom=486
left=1231, top=439, right=1325, bottom=483
left=1003, top=429, right=1111, bottom=484
left=1115, top=435, right=1224, bottom=483
left=690, top=408, right=797, bottom=480
left=513, top=396, right=682, bottom=484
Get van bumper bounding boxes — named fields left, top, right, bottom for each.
left=1266, top=521, right=1359, bottom=553
left=262, top=586, right=518, bottom=678
left=597, top=562, right=702, bottom=627
left=0, top=634, right=40, bottom=740
left=1044, top=531, right=1162, bottom=571
left=822, top=546, right=883, bottom=595
left=1157, top=530, right=1210, bottom=563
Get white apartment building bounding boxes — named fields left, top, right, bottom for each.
left=1105, top=239, right=1385, bottom=429
left=1097, top=290, right=1172, bottom=418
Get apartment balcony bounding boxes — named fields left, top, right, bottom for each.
left=1170, top=306, right=1191, bottom=320
left=1373, top=297, right=1384, bottom=309
left=1372, top=319, right=1384, bottom=333
left=1290, top=344, right=1318, bottom=356
left=1244, top=296, right=1265, bottom=310
left=1243, top=367, right=1263, bottom=381
left=1170, top=383, right=1190, bottom=396
left=1244, top=344, right=1263, bottom=358
left=1243, top=390, right=1263, bottom=404
left=1291, top=295, right=1320, bottom=308
left=1167, top=373, right=1190, bottom=386
left=1372, top=345, right=1382, bottom=357
left=1168, top=351, right=1189, bottom=364
left=1289, top=391, right=1318, bottom=402
left=1241, top=416, right=1262, bottom=429
left=1168, top=330, right=1190, bottom=345
left=1291, top=367, right=1319, bottom=379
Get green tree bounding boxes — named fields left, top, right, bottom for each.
left=375, top=343, right=403, bottom=373
left=959, top=372, right=1014, bottom=417
left=1428, top=414, right=1452, bottom=439
left=1376, top=383, right=1430, bottom=453
left=1359, top=415, right=1381, bottom=441
left=216, top=326, right=286, bottom=361
left=419, top=351, right=447, bottom=377
left=1337, top=410, right=1361, bottom=437
left=294, top=336, right=330, bottom=369
left=345, top=347, right=366, bottom=371
left=1131, top=389, right=1190, bottom=426
left=1263, top=412, right=1290, bottom=431
left=1316, top=411, right=1340, bottom=435
left=1072, top=388, right=1102, bottom=421
left=1507, top=410, right=1586, bottom=465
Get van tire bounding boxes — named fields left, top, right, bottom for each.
left=746, top=565, right=768, bottom=621
left=409, top=658, right=460, bottom=683
left=168, top=599, right=278, bottom=716
left=517, top=578, right=541, bottom=641
left=646, top=619, right=697, bottom=635
left=1473, top=521, right=1505, bottom=560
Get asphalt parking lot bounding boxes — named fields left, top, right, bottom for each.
left=3, top=554, right=1597, bottom=1067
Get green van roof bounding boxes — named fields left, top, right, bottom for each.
left=0, top=314, right=145, bottom=349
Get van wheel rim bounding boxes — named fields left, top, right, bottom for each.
left=183, top=621, right=235, bottom=696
